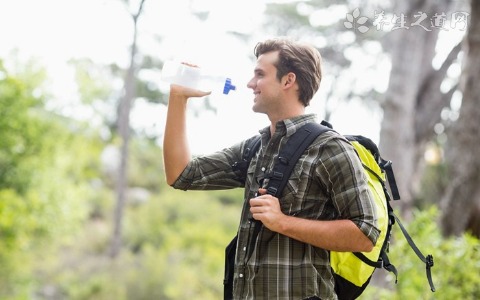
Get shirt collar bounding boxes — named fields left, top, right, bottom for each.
left=259, top=114, right=318, bottom=136
left=258, top=114, right=318, bottom=139
left=282, top=114, right=318, bottom=137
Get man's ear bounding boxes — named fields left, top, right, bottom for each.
left=283, top=72, right=296, bottom=87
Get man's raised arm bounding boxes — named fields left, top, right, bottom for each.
left=163, top=85, right=210, bottom=185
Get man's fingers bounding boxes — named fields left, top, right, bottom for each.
left=257, top=188, right=267, bottom=195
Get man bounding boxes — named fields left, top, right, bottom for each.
left=163, top=37, right=379, bottom=300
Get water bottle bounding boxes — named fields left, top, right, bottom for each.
left=160, top=60, right=237, bottom=95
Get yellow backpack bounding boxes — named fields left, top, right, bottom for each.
left=330, top=134, right=395, bottom=299
left=332, top=131, right=436, bottom=299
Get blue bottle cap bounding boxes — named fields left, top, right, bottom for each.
left=223, top=78, right=237, bottom=95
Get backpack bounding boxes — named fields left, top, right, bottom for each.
left=223, top=120, right=435, bottom=300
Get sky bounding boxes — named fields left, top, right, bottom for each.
left=0, top=0, right=401, bottom=154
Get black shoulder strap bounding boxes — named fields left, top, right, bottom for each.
left=392, top=212, right=436, bottom=292
left=231, top=135, right=262, bottom=184
left=265, top=122, right=332, bottom=197
left=246, top=122, right=332, bottom=264
left=379, top=159, right=401, bottom=200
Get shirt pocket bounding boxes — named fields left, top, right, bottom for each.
left=279, top=165, right=329, bottom=220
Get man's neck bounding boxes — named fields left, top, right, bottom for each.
left=268, top=108, right=305, bottom=135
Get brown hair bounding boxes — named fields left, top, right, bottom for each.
left=254, top=37, right=322, bottom=106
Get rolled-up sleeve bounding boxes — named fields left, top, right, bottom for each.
left=317, top=136, right=380, bottom=245
left=171, top=140, right=246, bottom=191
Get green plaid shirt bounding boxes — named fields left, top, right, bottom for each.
left=172, top=114, right=379, bottom=300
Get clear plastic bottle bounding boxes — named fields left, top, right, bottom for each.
left=160, top=60, right=237, bottom=95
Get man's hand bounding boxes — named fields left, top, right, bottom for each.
left=249, top=188, right=286, bottom=232
left=169, top=62, right=212, bottom=98
left=170, top=83, right=211, bottom=99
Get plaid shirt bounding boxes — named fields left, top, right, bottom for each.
left=172, top=114, right=379, bottom=300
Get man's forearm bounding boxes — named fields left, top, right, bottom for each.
left=250, top=193, right=375, bottom=252
left=163, top=93, right=191, bottom=185
left=277, top=216, right=374, bottom=252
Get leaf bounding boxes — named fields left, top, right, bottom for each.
left=346, top=13, right=354, bottom=23
left=357, top=16, right=369, bottom=25
left=358, top=26, right=370, bottom=33
left=353, top=8, right=360, bottom=18
left=344, top=22, right=353, bottom=29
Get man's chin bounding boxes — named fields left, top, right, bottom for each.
left=252, top=105, right=262, bottom=113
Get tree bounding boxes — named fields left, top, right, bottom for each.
left=110, top=0, right=147, bottom=258
left=378, top=0, right=463, bottom=216
left=440, top=0, right=480, bottom=237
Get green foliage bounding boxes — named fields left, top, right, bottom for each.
left=417, top=159, right=449, bottom=208
left=0, top=189, right=35, bottom=297
left=36, top=186, right=243, bottom=300
left=361, top=206, right=480, bottom=300
left=127, top=137, right=167, bottom=193
left=121, top=188, right=242, bottom=299
left=70, top=58, right=115, bottom=105
left=0, top=59, right=101, bottom=298
left=0, top=61, right=44, bottom=193
left=136, top=54, right=177, bottom=106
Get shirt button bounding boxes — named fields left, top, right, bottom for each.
left=243, top=247, right=246, bottom=251
left=239, top=273, right=244, bottom=278
left=261, top=167, right=266, bottom=172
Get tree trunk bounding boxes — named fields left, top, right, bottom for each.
left=379, top=0, right=454, bottom=217
left=109, top=0, right=146, bottom=258
left=440, top=0, right=480, bottom=237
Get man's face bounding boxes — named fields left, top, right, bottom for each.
left=247, top=51, right=284, bottom=114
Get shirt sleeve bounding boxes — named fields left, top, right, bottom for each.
left=316, top=135, right=380, bottom=245
left=171, top=139, right=247, bottom=191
